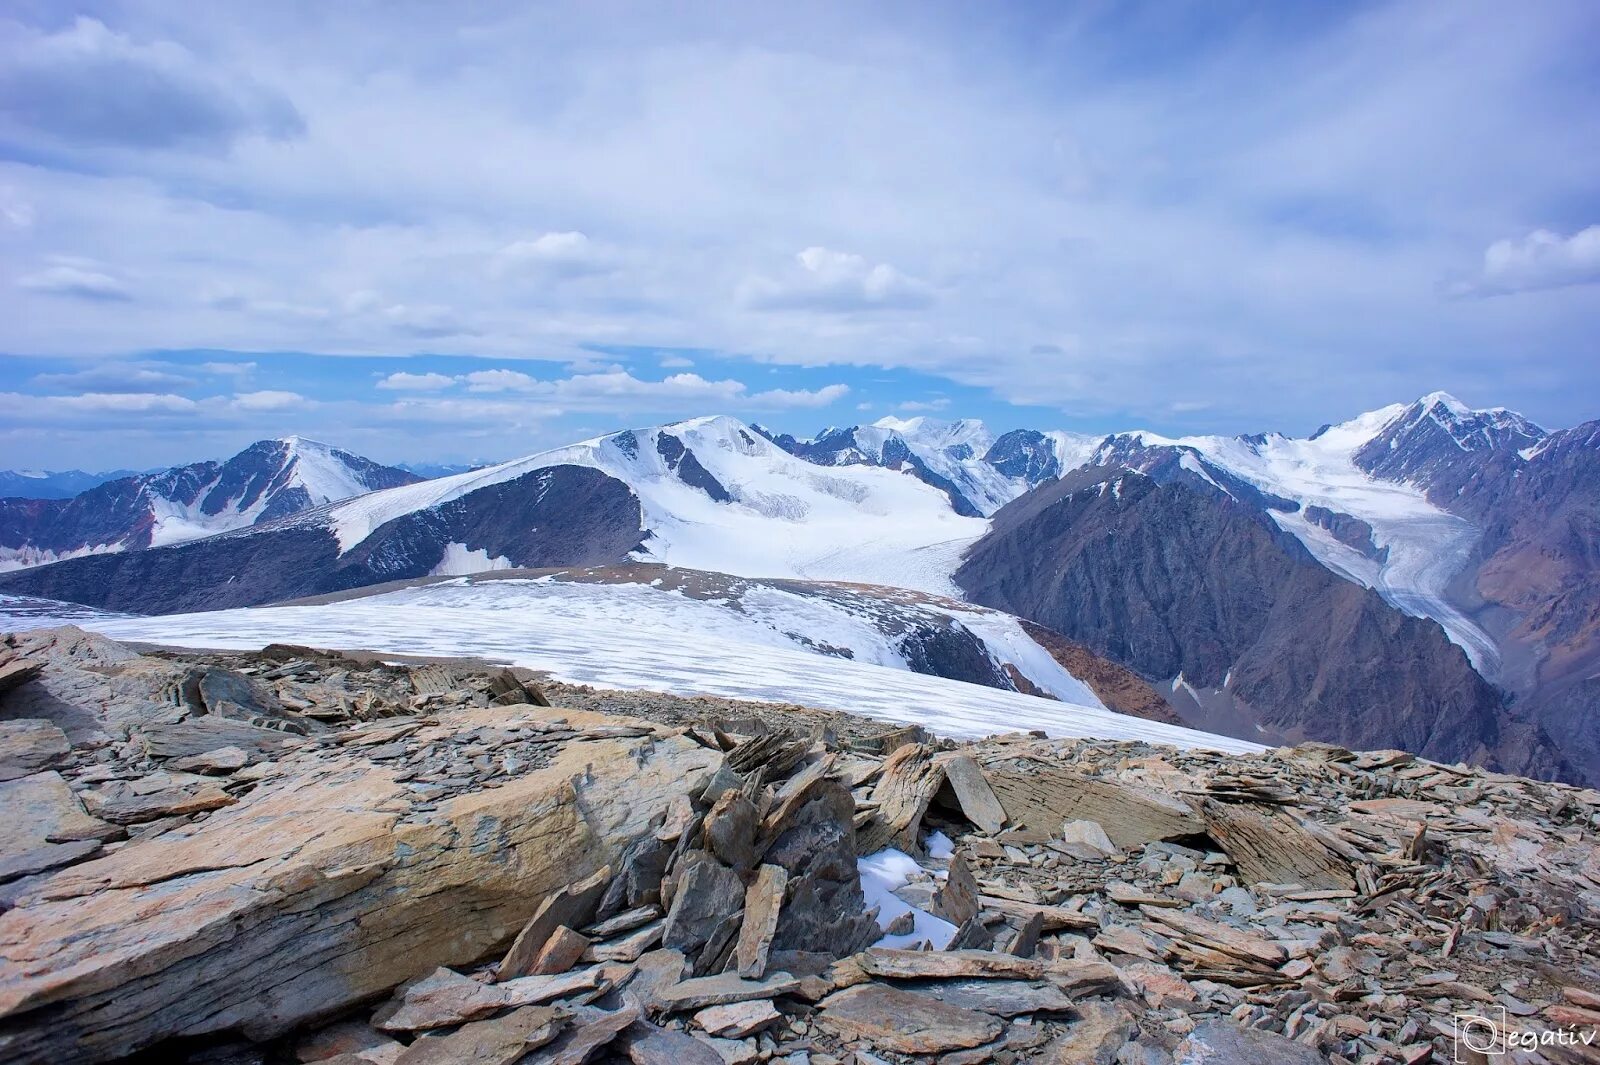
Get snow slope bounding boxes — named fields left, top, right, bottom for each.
left=0, top=585, right=1262, bottom=752
left=328, top=416, right=989, bottom=596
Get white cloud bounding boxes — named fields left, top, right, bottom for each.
left=740, top=247, right=934, bottom=313
left=17, top=265, right=130, bottom=301
left=0, top=17, right=303, bottom=150
left=377, top=371, right=455, bottom=391
left=461, top=369, right=538, bottom=392
left=749, top=384, right=851, bottom=408
left=660, top=355, right=694, bottom=368
left=232, top=389, right=306, bottom=411
left=896, top=398, right=950, bottom=412
left=201, top=361, right=257, bottom=376
left=493, top=231, right=613, bottom=280
left=1450, top=225, right=1600, bottom=297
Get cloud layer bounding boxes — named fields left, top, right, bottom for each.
left=1, top=1, right=1598, bottom=465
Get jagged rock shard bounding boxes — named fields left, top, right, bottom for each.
left=0, top=707, right=717, bottom=1065
left=933, top=753, right=1007, bottom=834
left=856, top=743, right=944, bottom=854
left=497, top=865, right=614, bottom=981
left=816, top=983, right=1003, bottom=1055
left=929, top=852, right=979, bottom=925
left=735, top=863, right=787, bottom=978
left=534, top=1005, right=639, bottom=1065
left=1201, top=799, right=1355, bottom=891
left=392, top=1004, right=566, bottom=1065
left=978, top=763, right=1201, bottom=848
left=662, top=851, right=745, bottom=962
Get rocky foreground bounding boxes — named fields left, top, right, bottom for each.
left=0, top=629, right=1597, bottom=1064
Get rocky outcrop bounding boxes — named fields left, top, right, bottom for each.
left=2, top=630, right=1599, bottom=1063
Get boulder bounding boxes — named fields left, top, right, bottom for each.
left=0, top=705, right=719, bottom=1064
left=815, top=983, right=1003, bottom=1055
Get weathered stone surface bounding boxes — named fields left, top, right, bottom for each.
left=929, top=851, right=979, bottom=925
left=529, top=925, right=591, bottom=976
left=79, top=777, right=237, bottom=824
left=855, top=744, right=943, bottom=854
left=1174, top=1019, right=1328, bottom=1064
left=693, top=999, right=782, bottom=1037
left=293, top=1018, right=401, bottom=1062
left=1042, top=1000, right=1136, bottom=1064
left=816, top=983, right=1003, bottom=1055
left=584, top=919, right=663, bottom=963
left=977, top=894, right=1098, bottom=930
left=616, top=1020, right=724, bottom=1065
left=980, top=764, right=1201, bottom=848
left=0, top=659, right=44, bottom=697
left=910, top=978, right=1076, bottom=1016
left=1201, top=799, right=1354, bottom=891
left=0, top=705, right=718, bottom=1064
left=933, top=753, right=1006, bottom=834
left=0, top=839, right=101, bottom=884
left=1059, top=818, right=1118, bottom=859
left=530, top=1005, right=638, bottom=1065
left=392, top=1005, right=565, bottom=1065
left=141, top=718, right=302, bottom=761
left=655, top=971, right=800, bottom=1012
left=703, top=791, right=758, bottom=871
left=0, top=770, right=119, bottom=853
left=761, top=782, right=880, bottom=957
left=0, top=720, right=68, bottom=782
left=168, top=746, right=252, bottom=775
left=858, top=948, right=1046, bottom=981
left=497, top=865, right=614, bottom=980
left=735, top=863, right=787, bottom=978
left=375, top=966, right=604, bottom=1032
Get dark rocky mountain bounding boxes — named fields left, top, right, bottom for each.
left=1351, top=391, right=1546, bottom=505
left=983, top=429, right=1065, bottom=483
left=0, top=467, right=141, bottom=500
left=0, top=438, right=420, bottom=572
left=954, top=463, right=1577, bottom=782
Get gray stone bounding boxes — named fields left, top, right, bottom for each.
left=1173, top=1020, right=1327, bottom=1064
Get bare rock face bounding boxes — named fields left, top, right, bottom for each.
left=0, top=703, right=719, bottom=1063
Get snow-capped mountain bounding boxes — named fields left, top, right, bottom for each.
left=2, top=394, right=1596, bottom=784
left=0, top=468, right=143, bottom=500
left=0, top=437, right=420, bottom=572
left=760, top=416, right=1097, bottom=516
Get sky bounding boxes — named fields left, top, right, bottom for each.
left=2, top=1, right=1598, bottom=470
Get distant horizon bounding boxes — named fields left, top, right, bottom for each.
left=1, top=384, right=1585, bottom=475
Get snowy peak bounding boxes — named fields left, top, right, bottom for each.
left=0, top=439, right=420, bottom=571
left=1352, top=392, right=1546, bottom=491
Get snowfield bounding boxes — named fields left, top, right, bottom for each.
left=325, top=416, right=989, bottom=597
left=0, top=585, right=1264, bottom=753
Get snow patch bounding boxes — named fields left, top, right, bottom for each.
left=431, top=543, right=514, bottom=577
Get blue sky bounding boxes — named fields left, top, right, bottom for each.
left=2, top=1, right=1598, bottom=468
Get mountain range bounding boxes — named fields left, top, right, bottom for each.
left=0, top=437, right=420, bottom=571
left=1, top=393, right=1595, bottom=785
